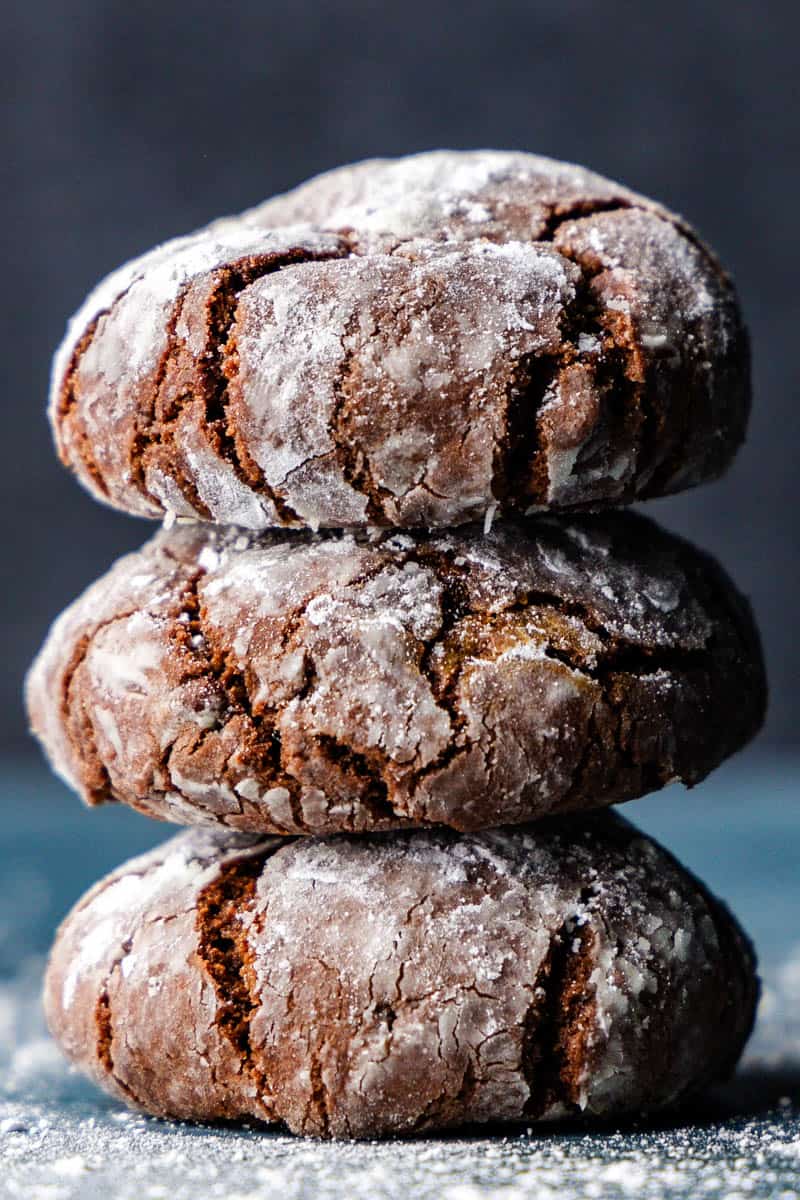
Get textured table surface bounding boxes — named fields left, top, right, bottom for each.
left=1, top=753, right=798, bottom=1199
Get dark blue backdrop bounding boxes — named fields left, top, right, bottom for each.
left=3, top=0, right=797, bottom=751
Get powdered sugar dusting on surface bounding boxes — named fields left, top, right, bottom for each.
left=1, top=1112, right=799, bottom=1200
left=36, top=819, right=757, bottom=1142
left=56, top=834, right=261, bottom=1014
left=178, top=421, right=284, bottom=529
left=2, top=853, right=798, bottom=1197
left=2, top=753, right=799, bottom=1197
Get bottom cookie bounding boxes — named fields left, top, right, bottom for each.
left=44, top=814, right=757, bottom=1139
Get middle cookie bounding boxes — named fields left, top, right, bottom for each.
left=27, top=512, right=765, bottom=835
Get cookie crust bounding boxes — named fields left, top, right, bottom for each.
left=43, top=816, right=758, bottom=1138
left=26, top=512, right=766, bottom=835
left=51, top=151, right=750, bottom=529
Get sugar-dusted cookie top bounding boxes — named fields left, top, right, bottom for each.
left=44, top=816, right=758, bottom=1137
left=51, top=151, right=749, bottom=529
left=27, top=511, right=765, bottom=836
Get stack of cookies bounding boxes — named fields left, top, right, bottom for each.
left=28, top=152, right=766, bottom=1139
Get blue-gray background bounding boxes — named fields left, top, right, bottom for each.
left=2, top=0, right=798, bottom=754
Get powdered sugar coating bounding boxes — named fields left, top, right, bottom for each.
left=50, top=151, right=750, bottom=528
left=229, top=240, right=578, bottom=528
left=53, top=224, right=348, bottom=520
left=44, top=831, right=278, bottom=1121
left=26, top=512, right=765, bottom=836
left=239, top=150, right=649, bottom=247
left=43, top=815, right=758, bottom=1137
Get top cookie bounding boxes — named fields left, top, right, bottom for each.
left=53, top=151, right=749, bottom=530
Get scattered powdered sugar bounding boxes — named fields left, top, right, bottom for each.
left=1, top=935, right=798, bottom=1198
left=1, top=1121, right=799, bottom=1200
left=2, top=775, right=799, bottom=1198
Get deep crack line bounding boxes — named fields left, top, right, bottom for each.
left=128, top=282, right=213, bottom=517
left=58, top=608, right=144, bottom=806
left=522, top=918, right=598, bottom=1118
left=206, top=249, right=350, bottom=524
left=194, top=850, right=278, bottom=1119
left=490, top=200, right=637, bottom=508
left=174, top=569, right=308, bottom=831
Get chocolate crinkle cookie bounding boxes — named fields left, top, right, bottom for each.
left=44, top=815, right=758, bottom=1138
left=52, top=150, right=749, bottom=530
left=27, top=511, right=765, bottom=836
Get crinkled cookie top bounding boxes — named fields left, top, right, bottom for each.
left=26, top=511, right=766, bottom=836
left=43, top=815, right=758, bottom=1137
left=51, top=151, right=749, bottom=530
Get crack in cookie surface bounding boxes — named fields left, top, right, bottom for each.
left=522, top=916, right=598, bottom=1117
left=195, top=852, right=275, bottom=1115
left=50, top=152, right=749, bottom=527
left=29, top=513, right=766, bottom=837
left=43, top=818, right=759, bottom=1136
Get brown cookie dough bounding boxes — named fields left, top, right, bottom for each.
left=43, top=815, right=758, bottom=1138
left=51, top=151, right=749, bottom=529
left=26, top=512, right=765, bottom=836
